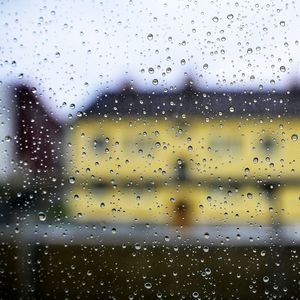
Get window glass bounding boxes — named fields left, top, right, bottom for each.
left=1, top=1, right=300, bottom=298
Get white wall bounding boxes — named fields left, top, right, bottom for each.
left=0, top=84, right=14, bottom=180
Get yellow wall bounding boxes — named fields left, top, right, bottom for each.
left=65, top=117, right=300, bottom=181
left=66, top=184, right=272, bottom=225
left=277, top=186, right=300, bottom=224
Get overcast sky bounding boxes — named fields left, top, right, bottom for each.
left=0, top=0, right=300, bottom=121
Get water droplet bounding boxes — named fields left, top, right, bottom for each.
left=205, top=268, right=211, bottom=275
left=144, top=282, right=152, bottom=289
left=263, top=276, right=269, bottom=283
left=279, top=21, right=285, bottom=27
left=152, top=79, right=158, bottom=85
left=203, top=246, right=209, bottom=253
left=38, top=212, right=46, bottom=221
left=247, top=192, right=253, bottom=199
left=291, top=134, right=298, bottom=141
left=134, top=243, right=141, bottom=250
left=68, top=177, right=76, bottom=184
left=147, top=33, right=153, bottom=40
left=148, top=67, right=154, bottom=74
left=212, top=16, right=219, bottom=23
left=280, top=66, right=286, bottom=72
left=5, top=136, right=11, bottom=142
left=192, top=291, right=199, bottom=298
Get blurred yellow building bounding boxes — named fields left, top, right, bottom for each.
left=64, top=88, right=300, bottom=226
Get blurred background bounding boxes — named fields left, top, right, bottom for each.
left=1, top=0, right=300, bottom=299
